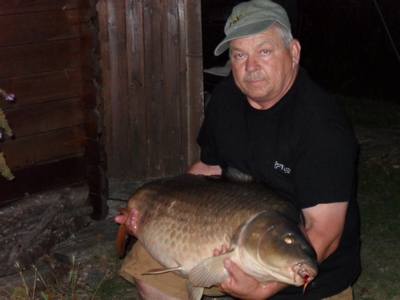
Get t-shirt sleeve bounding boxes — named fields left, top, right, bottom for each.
left=294, top=120, right=358, bottom=208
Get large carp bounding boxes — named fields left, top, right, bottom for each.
left=117, top=173, right=318, bottom=300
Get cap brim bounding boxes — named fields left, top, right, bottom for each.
left=214, top=20, right=276, bottom=56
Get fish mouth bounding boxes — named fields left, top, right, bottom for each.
left=292, top=261, right=318, bottom=289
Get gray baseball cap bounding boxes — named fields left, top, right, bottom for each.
left=214, top=0, right=291, bottom=56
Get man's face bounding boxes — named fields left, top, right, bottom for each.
left=230, top=26, right=300, bottom=109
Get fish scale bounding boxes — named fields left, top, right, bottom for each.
left=120, top=173, right=318, bottom=300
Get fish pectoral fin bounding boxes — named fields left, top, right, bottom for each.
left=187, top=282, right=204, bottom=300
left=142, top=266, right=182, bottom=275
left=188, top=252, right=233, bottom=287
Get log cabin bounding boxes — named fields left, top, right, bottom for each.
left=3, top=0, right=295, bottom=279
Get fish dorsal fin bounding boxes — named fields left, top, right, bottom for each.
left=142, top=266, right=182, bottom=275
left=188, top=250, right=235, bottom=287
left=187, top=282, right=204, bottom=300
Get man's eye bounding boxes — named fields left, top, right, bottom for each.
left=260, top=49, right=272, bottom=56
left=233, top=52, right=246, bottom=60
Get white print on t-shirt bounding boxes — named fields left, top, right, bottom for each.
left=274, top=161, right=291, bottom=174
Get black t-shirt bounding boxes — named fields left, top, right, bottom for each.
left=197, top=69, right=361, bottom=299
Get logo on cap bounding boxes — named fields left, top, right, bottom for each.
left=229, top=14, right=244, bottom=29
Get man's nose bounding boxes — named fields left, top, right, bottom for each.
left=245, top=55, right=259, bottom=72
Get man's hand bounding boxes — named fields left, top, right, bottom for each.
left=213, top=245, right=285, bottom=299
left=220, top=258, right=264, bottom=299
left=188, top=161, right=222, bottom=176
left=220, top=258, right=285, bottom=300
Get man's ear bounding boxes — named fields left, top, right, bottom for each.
left=290, top=39, right=301, bottom=66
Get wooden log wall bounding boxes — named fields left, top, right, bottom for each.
left=0, top=0, right=106, bottom=216
left=97, top=0, right=203, bottom=181
left=0, top=184, right=91, bottom=276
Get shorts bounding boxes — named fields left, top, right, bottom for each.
left=119, top=242, right=225, bottom=299
left=120, top=242, right=353, bottom=300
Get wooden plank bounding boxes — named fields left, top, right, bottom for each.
left=0, top=70, right=82, bottom=108
left=82, top=0, right=107, bottom=219
left=99, top=0, right=203, bottom=181
left=183, top=0, right=203, bottom=165
left=6, top=98, right=86, bottom=138
left=2, top=125, right=86, bottom=170
left=96, top=0, right=111, bottom=144
left=95, top=0, right=115, bottom=218
left=0, top=9, right=89, bottom=47
left=177, top=0, right=190, bottom=172
left=108, top=0, right=129, bottom=179
left=144, top=0, right=165, bottom=177
left=99, top=0, right=131, bottom=179
left=0, top=157, right=86, bottom=204
left=125, top=0, right=147, bottom=178
left=97, top=0, right=202, bottom=180
left=0, top=0, right=89, bottom=16
left=161, top=0, right=184, bottom=175
left=0, top=39, right=81, bottom=79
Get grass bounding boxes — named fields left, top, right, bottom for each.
left=1, top=256, right=115, bottom=300
left=93, top=277, right=137, bottom=299
left=0, top=249, right=137, bottom=300
left=1, top=257, right=96, bottom=300
left=354, top=164, right=400, bottom=300
left=341, top=96, right=400, bottom=129
left=344, top=97, right=400, bottom=299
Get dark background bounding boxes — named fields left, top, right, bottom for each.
left=201, top=0, right=400, bottom=102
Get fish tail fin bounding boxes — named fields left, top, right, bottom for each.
left=116, top=207, right=134, bottom=258
left=116, top=223, right=128, bottom=258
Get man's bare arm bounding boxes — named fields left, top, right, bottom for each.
left=188, top=161, right=222, bottom=176
left=219, top=202, right=348, bottom=299
left=302, top=202, right=348, bottom=262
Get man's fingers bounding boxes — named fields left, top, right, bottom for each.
left=220, top=258, right=266, bottom=299
left=220, top=276, right=233, bottom=291
left=224, top=258, right=235, bottom=274
left=213, top=248, right=221, bottom=256
left=213, top=244, right=229, bottom=256
left=224, top=258, right=246, bottom=281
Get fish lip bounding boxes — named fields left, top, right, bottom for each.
left=292, top=261, right=318, bottom=286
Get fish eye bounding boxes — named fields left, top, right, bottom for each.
left=283, top=233, right=295, bottom=245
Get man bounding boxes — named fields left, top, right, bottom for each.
left=116, top=0, right=361, bottom=299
